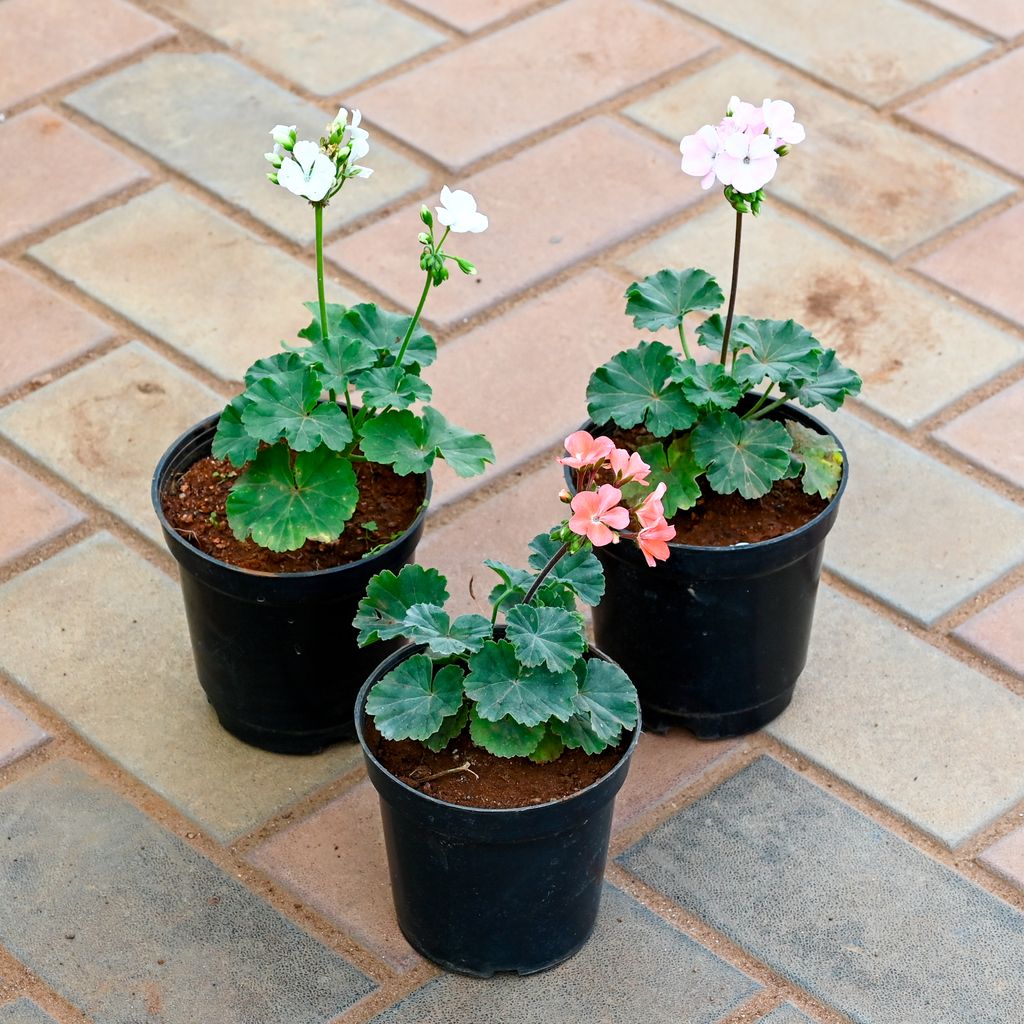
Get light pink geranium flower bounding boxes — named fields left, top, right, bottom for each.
left=762, top=99, right=805, bottom=146
left=725, top=95, right=766, bottom=135
left=715, top=131, right=778, bottom=194
left=569, top=484, right=630, bottom=547
left=637, top=519, right=676, bottom=567
left=558, top=430, right=615, bottom=470
left=608, top=448, right=651, bottom=485
left=634, top=481, right=667, bottom=530
left=680, top=125, right=725, bottom=190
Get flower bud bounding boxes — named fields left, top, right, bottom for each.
left=455, top=257, right=476, bottom=275
left=264, top=148, right=283, bottom=168
left=270, top=124, right=296, bottom=150
left=417, top=232, right=431, bottom=245
left=419, top=205, right=433, bottom=227
left=558, top=488, right=572, bottom=504
left=266, top=172, right=280, bottom=185
left=775, top=144, right=790, bottom=157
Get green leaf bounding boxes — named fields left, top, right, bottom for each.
left=423, top=702, right=469, bottom=753
left=465, top=640, right=577, bottom=726
left=353, top=564, right=450, bottom=646
left=468, top=706, right=545, bottom=758
left=424, top=408, right=495, bottom=477
left=305, top=336, right=377, bottom=393
left=337, top=303, right=437, bottom=372
left=528, top=726, right=565, bottom=763
left=527, top=533, right=605, bottom=606
left=402, top=604, right=492, bottom=657
left=730, top=319, right=822, bottom=387
left=781, top=349, right=862, bottom=411
left=695, top=313, right=758, bottom=354
left=638, top=437, right=702, bottom=515
left=241, top=369, right=353, bottom=452
left=586, top=341, right=698, bottom=437
left=505, top=604, right=587, bottom=673
left=691, top=411, right=793, bottom=499
left=243, top=351, right=307, bottom=387
left=573, top=659, right=639, bottom=744
left=551, top=714, right=607, bottom=755
left=297, top=301, right=347, bottom=344
left=670, top=359, right=743, bottom=410
left=624, top=268, right=723, bottom=333
left=483, top=560, right=576, bottom=615
left=226, top=443, right=358, bottom=552
left=353, top=366, right=432, bottom=410
left=211, top=395, right=259, bottom=468
left=786, top=421, right=844, bottom=499
left=360, top=408, right=494, bottom=477
left=365, top=656, right=465, bottom=741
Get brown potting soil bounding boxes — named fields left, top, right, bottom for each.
left=161, top=455, right=426, bottom=573
left=606, top=425, right=829, bottom=546
left=366, top=718, right=628, bottom=809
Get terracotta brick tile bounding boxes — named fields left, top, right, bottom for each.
left=0, top=457, right=83, bottom=567
left=402, top=0, right=537, bottom=32
left=955, top=585, right=1024, bottom=677
left=328, top=117, right=699, bottom=331
left=981, top=826, right=1024, bottom=890
left=0, top=108, right=147, bottom=246
left=351, top=0, right=715, bottom=171
left=0, top=697, right=48, bottom=770
left=0, top=0, right=174, bottom=110
left=901, top=49, right=1024, bottom=176
left=924, top=0, right=1024, bottom=40
left=0, top=261, right=112, bottom=395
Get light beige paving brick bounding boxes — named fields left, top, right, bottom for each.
left=427, top=269, right=633, bottom=506
left=249, top=780, right=420, bottom=971
left=161, top=0, right=444, bottom=95
left=924, top=0, right=1024, bottom=37
left=821, top=410, right=1024, bottom=624
left=0, top=0, right=174, bottom=110
left=915, top=203, right=1024, bottom=328
left=0, top=108, right=147, bottom=246
left=351, top=0, right=715, bottom=171
left=665, top=0, right=988, bottom=106
left=770, top=587, right=1024, bottom=847
left=955, top=585, right=1024, bottom=677
left=0, top=534, right=361, bottom=842
left=29, top=186, right=353, bottom=381
left=66, top=53, right=428, bottom=247
left=0, top=261, right=113, bottom=396
left=902, top=48, right=1024, bottom=176
left=933, top=378, right=1024, bottom=489
left=982, top=827, right=1024, bottom=890
left=0, top=342, right=221, bottom=544
left=626, top=207, right=1022, bottom=428
left=626, top=54, right=1011, bottom=258
left=0, top=457, right=83, bottom=567
left=402, top=0, right=537, bottom=32
left=0, top=697, right=48, bottom=770
left=330, top=117, right=700, bottom=331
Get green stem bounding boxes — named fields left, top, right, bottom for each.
left=677, top=322, right=691, bottom=361
left=523, top=541, right=571, bottom=606
left=746, top=395, right=789, bottom=420
left=315, top=204, right=328, bottom=344
left=394, top=228, right=450, bottom=370
left=719, top=209, right=744, bottom=366
left=742, top=386, right=774, bottom=419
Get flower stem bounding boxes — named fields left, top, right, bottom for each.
left=677, top=322, right=692, bottom=361
left=315, top=204, right=328, bottom=344
left=746, top=395, right=789, bottom=420
left=719, top=209, right=744, bottom=366
left=394, top=273, right=432, bottom=369
left=742, top=385, right=774, bottom=419
left=523, top=541, right=571, bottom=606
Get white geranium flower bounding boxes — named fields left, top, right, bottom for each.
left=435, top=186, right=488, bottom=233
left=264, top=143, right=284, bottom=168
left=276, top=140, right=336, bottom=202
left=270, top=124, right=296, bottom=150
left=334, top=107, right=370, bottom=162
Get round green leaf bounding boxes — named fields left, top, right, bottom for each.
left=366, top=656, right=465, bottom=741
left=691, top=411, right=793, bottom=499
left=468, top=707, right=545, bottom=758
left=671, top=359, right=743, bottom=410
left=781, top=349, right=862, bottom=411
left=338, top=303, right=437, bottom=372
left=403, top=604, right=492, bottom=657
left=729, top=319, right=822, bottom=387
left=353, top=565, right=450, bottom=646
left=211, top=395, right=259, bottom=468
left=574, top=659, right=639, bottom=744
left=241, top=368, right=353, bottom=452
left=527, top=534, right=605, bottom=607
left=624, top=268, right=724, bottom=332
left=353, top=366, right=432, bottom=410
left=505, top=605, right=587, bottom=674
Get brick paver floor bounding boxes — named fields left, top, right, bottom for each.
left=0, top=2, right=1021, bottom=1022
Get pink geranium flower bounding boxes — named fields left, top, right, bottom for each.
left=634, top=482, right=667, bottom=530
left=569, top=484, right=630, bottom=546
left=608, top=448, right=651, bottom=485
left=558, top=430, right=615, bottom=470
left=725, top=95, right=766, bottom=135
left=762, top=99, right=805, bottom=147
left=715, top=131, right=778, bottom=194
left=637, top=519, right=676, bottom=567
left=680, top=125, right=725, bottom=190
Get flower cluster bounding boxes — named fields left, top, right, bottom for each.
left=679, top=95, right=804, bottom=200
left=558, top=431, right=676, bottom=566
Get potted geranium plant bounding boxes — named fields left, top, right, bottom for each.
left=152, top=109, right=494, bottom=754
left=352, top=434, right=672, bottom=976
left=574, top=97, right=861, bottom=738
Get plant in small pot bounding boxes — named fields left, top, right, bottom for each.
left=575, top=96, right=862, bottom=739
left=152, top=109, right=494, bottom=754
left=353, top=439, right=673, bottom=976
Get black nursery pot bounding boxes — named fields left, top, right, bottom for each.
left=152, top=413, right=430, bottom=755
left=355, top=642, right=640, bottom=977
left=572, top=402, right=847, bottom=740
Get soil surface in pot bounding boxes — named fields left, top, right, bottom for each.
left=366, top=718, right=627, bottom=809
left=162, top=455, right=425, bottom=572
left=605, top=425, right=828, bottom=546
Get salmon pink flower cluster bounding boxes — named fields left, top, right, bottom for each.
left=557, top=431, right=676, bottom=566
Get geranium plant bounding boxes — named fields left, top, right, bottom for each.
left=587, top=97, right=861, bottom=514
left=210, top=109, right=494, bottom=551
left=353, top=434, right=674, bottom=761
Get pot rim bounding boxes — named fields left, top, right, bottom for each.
left=151, top=410, right=433, bottom=581
left=571, top=397, right=848, bottom=555
left=354, top=640, right=641, bottom=817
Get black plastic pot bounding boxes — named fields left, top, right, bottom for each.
left=152, top=413, right=430, bottom=755
left=355, top=641, right=640, bottom=977
left=570, top=401, right=847, bottom=739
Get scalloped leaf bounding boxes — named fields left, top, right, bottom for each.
left=305, top=336, right=378, bottom=393
left=730, top=319, right=822, bottom=387
left=551, top=714, right=607, bottom=755
left=354, top=564, right=450, bottom=646
left=670, top=359, right=743, bottom=410
left=528, top=726, right=565, bottom=763
left=624, top=268, right=724, bottom=333
left=468, top=706, right=545, bottom=758
left=402, top=604, right=492, bottom=657
left=483, top=560, right=576, bottom=615
left=211, top=395, right=259, bottom=468
left=241, top=368, right=353, bottom=452
left=297, top=301, right=347, bottom=344
left=781, top=349, right=862, bottom=411
left=464, top=639, right=577, bottom=726
left=353, top=366, right=432, bottom=410
left=505, top=604, right=587, bottom=673
left=691, top=411, right=793, bottom=499
left=337, top=303, right=437, bottom=372
left=360, top=408, right=493, bottom=477
left=786, top=421, right=844, bottom=499
left=695, top=313, right=758, bottom=354
left=527, top=533, right=605, bottom=606
left=243, top=350, right=307, bottom=386
left=225, top=443, right=357, bottom=552
left=573, top=658, right=639, bottom=745
left=365, top=655, right=465, bottom=741
left=586, top=341, right=698, bottom=437
left=423, top=702, right=470, bottom=753
left=637, top=437, right=702, bottom=516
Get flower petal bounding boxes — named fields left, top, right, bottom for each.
left=291, top=139, right=320, bottom=175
